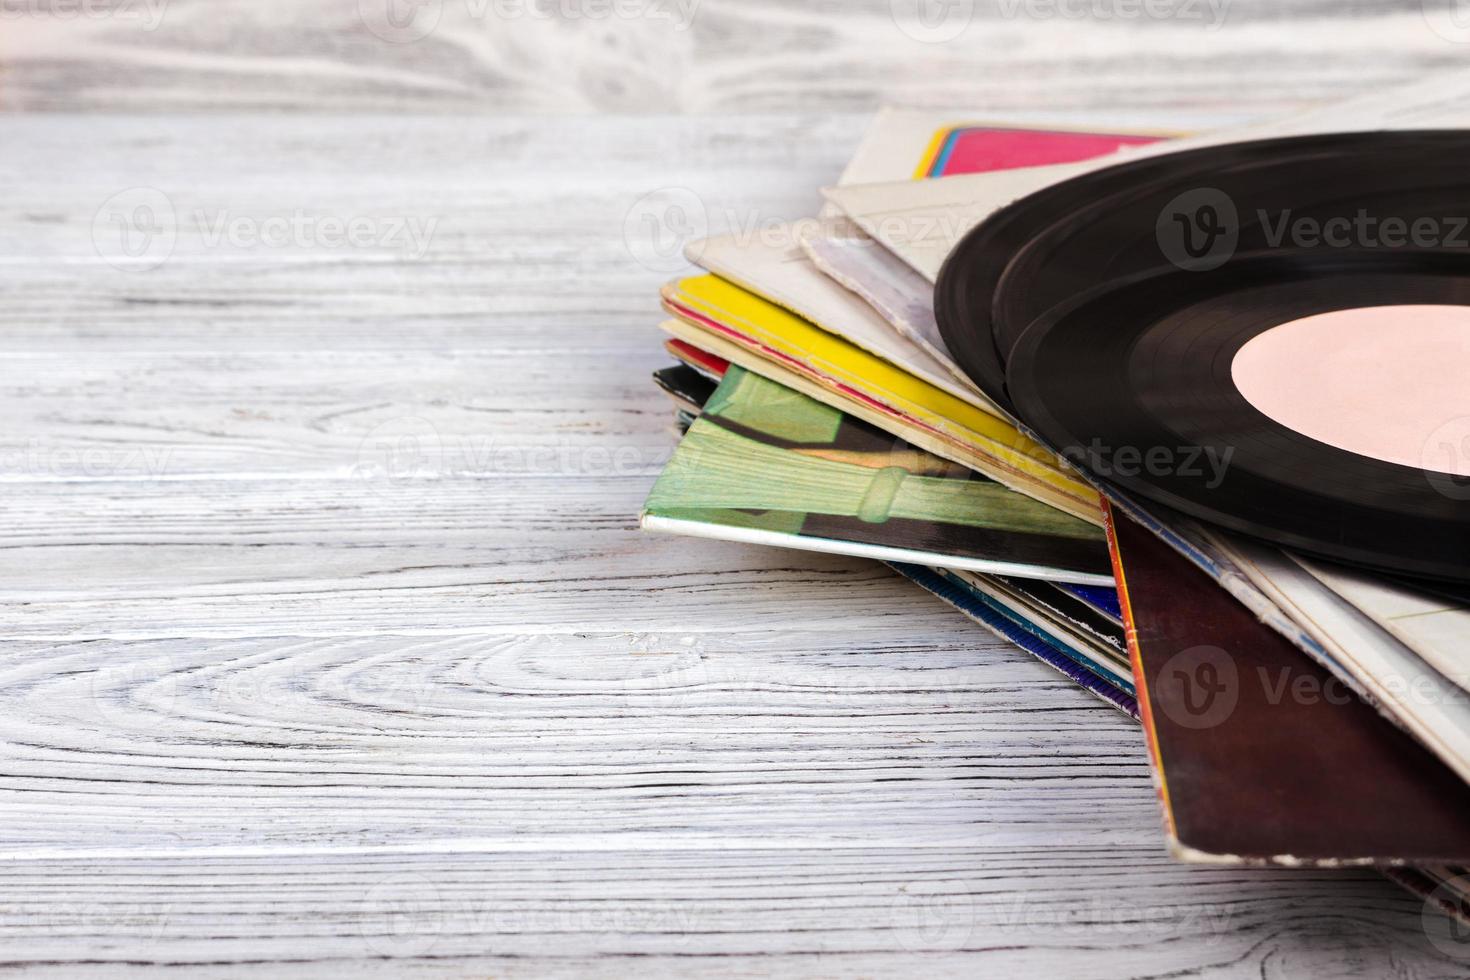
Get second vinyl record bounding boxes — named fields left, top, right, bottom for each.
left=936, top=129, right=1470, bottom=410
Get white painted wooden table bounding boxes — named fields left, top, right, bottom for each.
left=1, top=108, right=1464, bottom=975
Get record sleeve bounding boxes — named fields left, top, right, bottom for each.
left=659, top=275, right=1101, bottom=521
left=643, top=365, right=1112, bottom=584
left=1109, top=504, right=1470, bottom=866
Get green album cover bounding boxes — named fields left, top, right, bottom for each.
left=642, top=366, right=1112, bottom=584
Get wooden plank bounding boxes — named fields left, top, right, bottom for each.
left=0, top=108, right=1460, bottom=975
left=0, top=851, right=1443, bottom=977
left=0, top=0, right=1461, bottom=113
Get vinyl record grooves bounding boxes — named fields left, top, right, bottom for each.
left=1005, top=250, right=1470, bottom=581
left=934, top=130, right=1470, bottom=410
left=934, top=130, right=1470, bottom=580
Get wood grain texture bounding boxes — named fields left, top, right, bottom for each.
left=1, top=106, right=1467, bottom=974
left=0, top=851, right=1451, bottom=976
left=1, top=0, right=1468, bottom=114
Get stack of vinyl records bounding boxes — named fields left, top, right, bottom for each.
left=639, top=70, right=1470, bottom=923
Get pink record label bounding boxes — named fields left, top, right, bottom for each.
left=1231, top=304, right=1470, bottom=476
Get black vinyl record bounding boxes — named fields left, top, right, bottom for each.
left=935, top=130, right=1470, bottom=411
left=1005, top=251, right=1470, bottom=581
